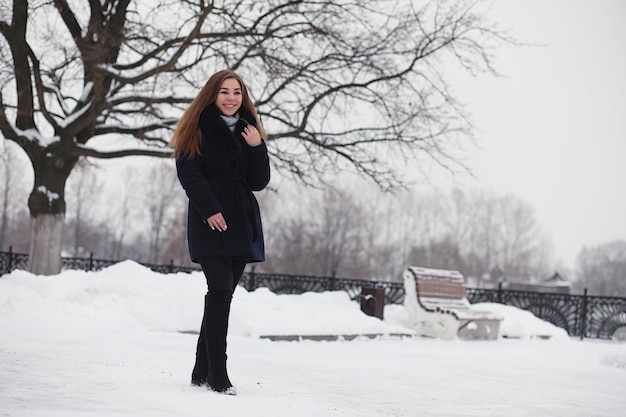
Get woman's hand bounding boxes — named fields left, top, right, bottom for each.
left=241, top=125, right=262, bottom=147
left=207, top=212, right=227, bottom=232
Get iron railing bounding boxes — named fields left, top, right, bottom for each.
left=0, top=247, right=201, bottom=276
left=240, top=269, right=406, bottom=305
left=465, top=287, right=626, bottom=340
left=2, top=248, right=625, bottom=340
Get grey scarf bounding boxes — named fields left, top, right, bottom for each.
left=220, top=114, right=239, bottom=132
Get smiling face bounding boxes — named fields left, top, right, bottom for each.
left=214, top=77, right=242, bottom=116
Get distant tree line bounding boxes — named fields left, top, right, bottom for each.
left=574, top=241, right=626, bottom=297
left=2, top=148, right=624, bottom=296
left=257, top=181, right=555, bottom=284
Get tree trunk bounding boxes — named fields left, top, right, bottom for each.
left=1, top=145, right=11, bottom=251
left=28, top=213, right=64, bottom=275
left=26, top=152, right=75, bottom=275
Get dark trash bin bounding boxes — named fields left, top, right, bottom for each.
left=360, top=287, right=385, bottom=320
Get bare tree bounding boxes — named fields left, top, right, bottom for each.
left=65, top=158, right=99, bottom=255
left=143, top=160, right=183, bottom=263
left=357, top=186, right=552, bottom=283
left=398, top=190, right=451, bottom=270
left=259, top=185, right=318, bottom=274
left=260, top=186, right=368, bottom=277
left=100, top=164, right=142, bottom=260
left=575, top=240, right=626, bottom=296
left=493, top=194, right=551, bottom=279
left=314, top=188, right=368, bottom=276
left=256, top=180, right=553, bottom=284
left=0, top=141, right=12, bottom=250
left=142, top=161, right=191, bottom=267
left=0, top=140, right=29, bottom=251
left=445, top=189, right=552, bottom=284
left=0, top=0, right=512, bottom=274
left=263, top=217, right=316, bottom=275
left=159, top=210, right=191, bottom=267
left=109, top=189, right=132, bottom=261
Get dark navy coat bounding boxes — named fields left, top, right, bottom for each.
left=176, top=104, right=270, bottom=263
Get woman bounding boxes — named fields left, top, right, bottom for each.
left=170, top=70, right=270, bottom=395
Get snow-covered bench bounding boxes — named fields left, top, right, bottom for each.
left=403, top=266, right=502, bottom=340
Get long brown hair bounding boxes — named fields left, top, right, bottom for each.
left=169, top=70, right=266, bottom=158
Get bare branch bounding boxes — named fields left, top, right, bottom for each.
left=4, top=0, right=514, bottom=188
left=74, top=145, right=172, bottom=159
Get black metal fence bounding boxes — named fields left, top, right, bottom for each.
left=0, top=247, right=201, bottom=276
left=465, top=287, right=626, bottom=340
left=2, top=248, right=625, bottom=340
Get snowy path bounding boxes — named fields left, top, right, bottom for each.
left=2, top=319, right=624, bottom=417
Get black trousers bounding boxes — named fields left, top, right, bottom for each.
left=199, top=256, right=247, bottom=292
left=191, top=256, right=246, bottom=391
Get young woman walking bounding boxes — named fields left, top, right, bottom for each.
left=170, top=70, right=270, bottom=395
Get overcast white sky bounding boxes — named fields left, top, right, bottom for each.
left=441, top=0, right=626, bottom=266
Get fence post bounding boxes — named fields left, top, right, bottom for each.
left=88, top=252, right=94, bottom=271
left=7, top=245, right=14, bottom=275
left=497, top=281, right=503, bottom=304
left=580, top=288, right=588, bottom=341
left=169, top=259, right=174, bottom=274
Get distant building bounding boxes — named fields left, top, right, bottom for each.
left=504, top=271, right=571, bottom=294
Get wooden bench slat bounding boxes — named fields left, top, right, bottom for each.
left=416, top=280, right=466, bottom=299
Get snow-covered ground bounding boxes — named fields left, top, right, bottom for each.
left=1, top=260, right=624, bottom=417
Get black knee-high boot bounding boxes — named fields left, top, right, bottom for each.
left=191, top=289, right=236, bottom=395
left=191, top=294, right=210, bottom=386
left=206, top=288, right=235, bottom=394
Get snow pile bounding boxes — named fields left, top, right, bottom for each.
left=1, top=260, right=570, bottom=340
left=471, top=302, right=570, bottom=341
